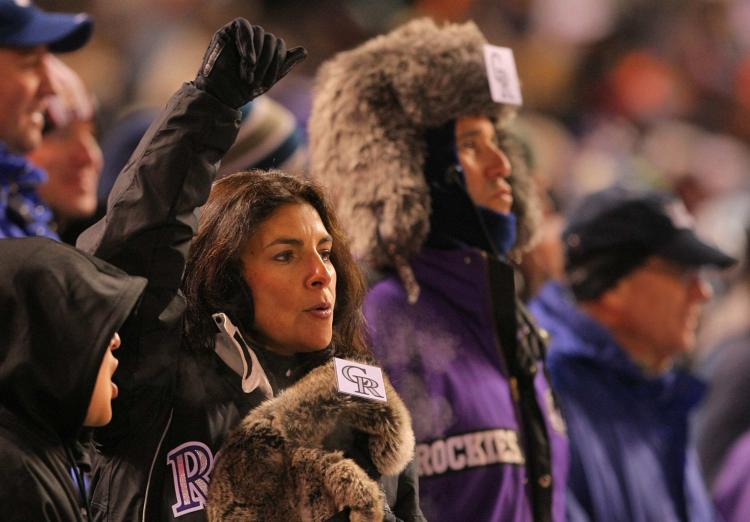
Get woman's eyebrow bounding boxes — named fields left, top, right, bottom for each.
left=264, top=235, right=333, bottom=249
left=264, top=237, right=303, bottom=249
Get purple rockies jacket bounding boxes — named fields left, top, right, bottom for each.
left=365, top=247, right=569, bottom=522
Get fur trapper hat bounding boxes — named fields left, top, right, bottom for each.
left=309, top=18, right=540, bottom=274
left=207, top=358, right=414, bottom=522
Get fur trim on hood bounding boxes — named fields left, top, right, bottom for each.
left=207, top=358, right=414, bottom=522
left=309, top=17, right=540, bottom=272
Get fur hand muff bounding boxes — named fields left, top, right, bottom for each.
left=206, top=359, right=414, bottom=521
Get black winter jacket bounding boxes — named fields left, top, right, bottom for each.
left=0, top=237, right=146, bottom=521
left=78, top=84, right=422, bottom=522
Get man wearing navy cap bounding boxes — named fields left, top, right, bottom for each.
left=530, top=186, right=734, bottom=521
left=0, top=0, right=92, bottom=239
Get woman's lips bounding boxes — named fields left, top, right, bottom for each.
left=306, top=303, right=332, bottom=319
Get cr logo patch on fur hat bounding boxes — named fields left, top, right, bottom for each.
left=334, top=357, right=387, bottom=402
left=483, top=44, right=523, bottom=106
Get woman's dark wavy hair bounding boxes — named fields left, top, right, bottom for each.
left=183, top=169, right=369, bottom=359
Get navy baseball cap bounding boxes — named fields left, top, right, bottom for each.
left=564, top=186, right=736, bottom=300
left=0, top=0, right=92, bottom=53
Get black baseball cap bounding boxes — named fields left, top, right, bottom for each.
left=564, top=186, right=736, bottom=300
left=0, top=0, right=93, bottom=53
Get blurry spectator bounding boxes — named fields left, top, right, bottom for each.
left=696, top=326, right=750, bottom=490
left=519, top=207, right=566, bottom=301
left=693, top=221, right=750, bottom=487
left=97, top=95, right=306, bottom=205
left=512, top=114, right=573, bottom=300
left=641, top=120, right=750, bottom=216
left=530, top=187, right=734, bottom=521
left=0, top=0, right=92, bottom=239
left=217, top=96, right=307, bottom=176
left=713, top=429, right=750, bottom=522
left=27, top=55, right=102, bottom=244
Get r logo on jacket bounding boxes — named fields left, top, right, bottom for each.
left=167, top=442, right=214, bottom=517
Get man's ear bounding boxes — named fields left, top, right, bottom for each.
left=579, top=276, right=630, bottom=329
left=595, top=277, right=631, bottom=324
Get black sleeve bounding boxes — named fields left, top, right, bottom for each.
left=77, top=82, right=239, bottom=284
left=76, top=83, right=240, bottom=440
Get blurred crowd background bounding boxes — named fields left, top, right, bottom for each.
left=36, top=0, right=750, bottom=369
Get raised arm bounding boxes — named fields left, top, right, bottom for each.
left=75, top=19, right=305, bottom=439
left=77, top=83, right=237, bottom=274
left=77, top=19, right=305, bottom=275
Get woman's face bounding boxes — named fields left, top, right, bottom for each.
left=455, top=115, right=513, bottom=213
left=241, top=202, right=337, bottom=356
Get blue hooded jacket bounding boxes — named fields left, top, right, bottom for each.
left=529, top=281, right=715, bottom=522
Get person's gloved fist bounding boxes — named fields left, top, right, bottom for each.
left=195, top=18, right=307, bottom=108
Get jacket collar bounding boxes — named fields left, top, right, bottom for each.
left=536, top=281, right=706, bottom=410
left=410, top=246, right=496, bottom=317
left=256, top=345, right=334, bottom=393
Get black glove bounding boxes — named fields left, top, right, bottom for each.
left=195, top=18, right=307, bottom=108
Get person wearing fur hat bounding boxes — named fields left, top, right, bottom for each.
left=308, top=17, right=569, bottom=522
left=76, top=17, right=421, bottom=522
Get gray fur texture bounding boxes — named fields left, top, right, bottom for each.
left=309, top=17, right=540, bottom=270
left=206, top=359, right=414, bottom=522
